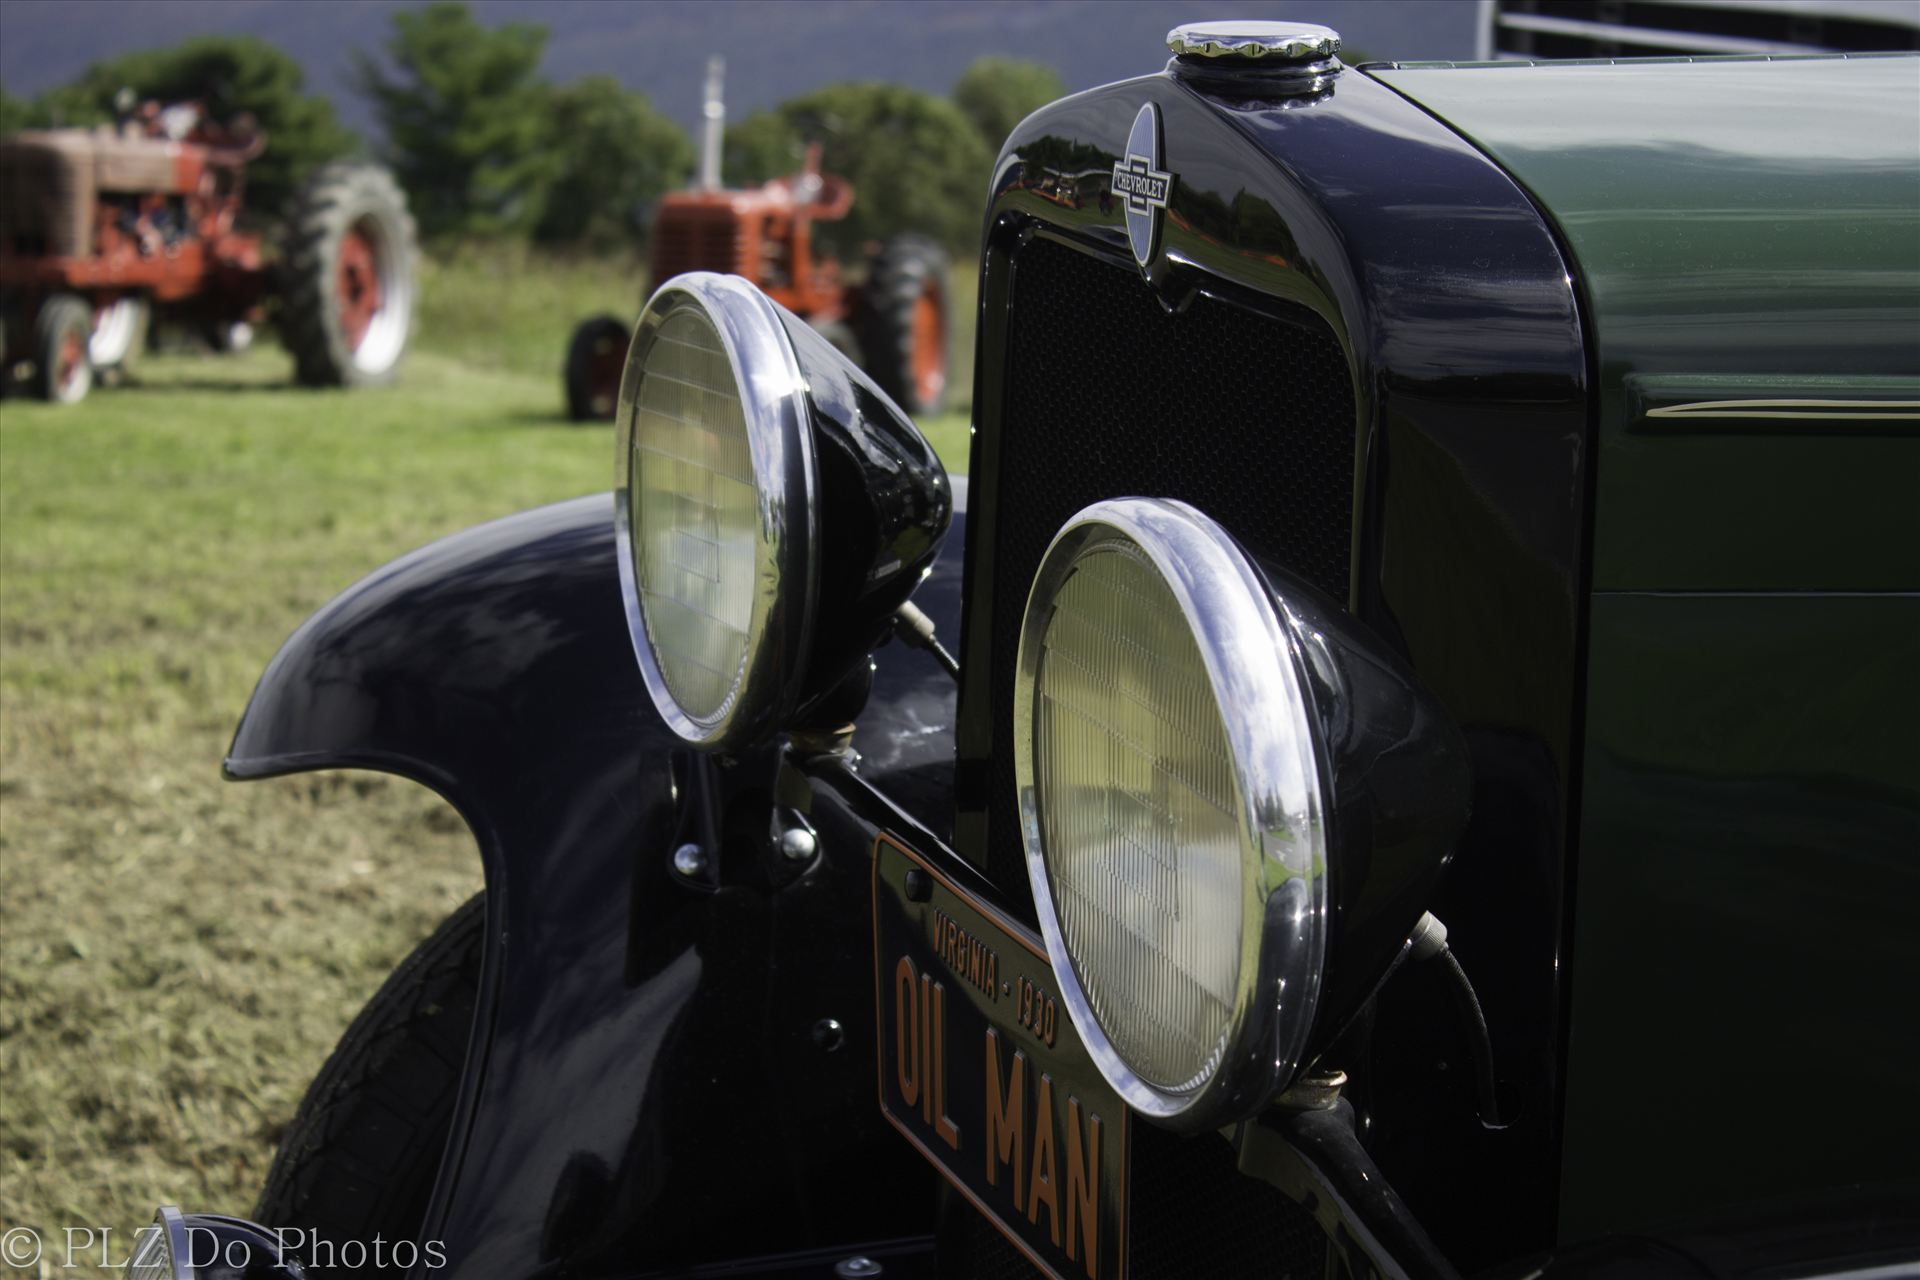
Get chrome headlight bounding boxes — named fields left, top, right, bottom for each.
left=1015, top=497, right=1325, bottom=1124
left=1015, top=497, right=1468, bottom=1129
left=128, top=1206, right=191, bottom=1280
left=616, top=273, right=812, bottom=746
left=616, top=272, right=951, bottom=749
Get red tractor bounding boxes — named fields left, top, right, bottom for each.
left=565, top=62, right=950, bottom=422
left=0, top=99, right=415, bottom=403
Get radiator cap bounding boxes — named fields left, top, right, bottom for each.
left=1167, top=21, right=1341, bottom=62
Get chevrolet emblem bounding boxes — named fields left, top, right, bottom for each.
left=1113, top=103, right=1175, bottom=272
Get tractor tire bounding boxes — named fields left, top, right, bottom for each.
left=208, top=318, right=256, bottom=355
left=89, top=296, right=150, bottom=386
left=255, top=893, right=485, bottom=1277
left=857, top=235, right=950, bottom=417
left=280, top=163, right=417, bottom=388
left=33, top=293, right=93, bottom=404
left=564, top=314, right=631, bottom=422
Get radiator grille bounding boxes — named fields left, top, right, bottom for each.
left=649, top=211, right=748, bottom=281
left=0, top=142, right=90, bottom=257
left=983, top=235, right=1356, bottom=910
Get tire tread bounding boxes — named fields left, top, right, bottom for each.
left=279, top=163, right=417, bottom=388
left=253, top=893, right=485, bottom=1275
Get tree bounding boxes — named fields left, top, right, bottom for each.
left=356, top=1, right=554, bottom=239
left=953, top=56, right=1065, bottom=153
left=535, top=76, right=693, bottom=247
left=726, top=84, right=991, bottom=254
left=723, top=110, right=802, bottom=189
left=1, top=87, right=32, bottom=135
left=8, top=39, right=355, bottom=217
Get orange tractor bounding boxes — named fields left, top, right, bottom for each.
left=565, top=62, right=950, bottom=422
left=0, top=99, right=415, bottom=403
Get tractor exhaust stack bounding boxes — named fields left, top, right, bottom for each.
left=699, top=56, right=724, bottom=192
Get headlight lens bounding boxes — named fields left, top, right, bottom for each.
left=1031, top=538, right=1244, bottom=1091
left=1015, top=497, right=1328, bottom=1127
left=614, top=273, right=815, bottom=748
left=627, top=305, right=756, bottom=722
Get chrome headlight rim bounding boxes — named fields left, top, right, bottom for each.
left=613, top=271, right=818, bottom=748
left=128, top=1204, right=192, bottom=1280
left=1013, top=496, right=1330, bottom=1127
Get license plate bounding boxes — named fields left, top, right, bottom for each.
left=872, top=833, right=1129, bottom=1280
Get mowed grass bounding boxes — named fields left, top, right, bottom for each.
left=0, top=249, right=972, bottom=1251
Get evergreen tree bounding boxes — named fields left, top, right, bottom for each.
left=355, top=1, right=554, bottom=239
left=536, top=76, right=693, bottom=248
left=953, top=56, right=1065, bottom=153
left=725, top=83, right=991, bottom=254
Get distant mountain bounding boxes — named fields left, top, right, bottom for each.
left=0, top=0, right=1481, bottom=141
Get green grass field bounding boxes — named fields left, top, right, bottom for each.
left=0, top=250, right=971, bottom=1252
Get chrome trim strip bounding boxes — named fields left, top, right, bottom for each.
left=614, top=271, right=818, bottom=749
left=1646, top=398, right=1920, bottom=421
left=1788, top=1265, right=1920, bottom=1280
left=1013, top=497, right=1329, bottom=1130
left=1495, top=11, right=1818, bottom=55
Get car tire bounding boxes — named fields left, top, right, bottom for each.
left=280, top=163, right=418, bottom=388
left=564, top=313, right=631, bottom=422
left=33, top=293, right=94, bottom=404
left=255, top=893, right=485, bottom=1277
left=857, top=234, right=950, bottom=416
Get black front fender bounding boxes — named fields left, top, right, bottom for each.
left=227, top=491, right=963, bottom=1276
left=227, top=494, right=655, bottom=855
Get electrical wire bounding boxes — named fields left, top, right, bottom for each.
left=1437, top=946, right=1505, bottom=1130
left=892, top=602, right=959, bottom=682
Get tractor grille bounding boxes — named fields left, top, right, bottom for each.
left=981, top=234, right=1356, bottom=912
left=0, top=138, right=92, bottom=258
left=649, top=212, right=749, bottom=282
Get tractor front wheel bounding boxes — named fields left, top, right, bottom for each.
left=208, top=318, right=256, bottom=355
left=857, top=235, right=950, bottom=417
left=281, top=163, right=418, bottom=388
left=564, top=314, right=631, bottom=422
left=89, top=295, right=150, bottom=385
left=33, top=294, right=93, bottom=404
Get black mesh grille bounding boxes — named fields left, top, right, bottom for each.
left=984, top=235, right=1357, bottom=909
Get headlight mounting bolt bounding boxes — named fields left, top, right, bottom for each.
left=779, top=825, right=817, bottom=863
left=671, top=842, right=707, bottom=878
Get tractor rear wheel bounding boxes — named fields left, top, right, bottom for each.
left=89, top=295, right=150, bottom=385
left=857, top=235, right=950, bottom=416
left=33, top=294, right=93, bottom=404
left=281, top=163, right=417, bottom=388
left=564, top=314, right=631, bottom=422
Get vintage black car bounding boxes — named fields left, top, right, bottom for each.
left=147, top=20, right=1920, bottom=1280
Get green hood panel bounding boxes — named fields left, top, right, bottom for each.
left=1373, top=56, right=1920, bottom=591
